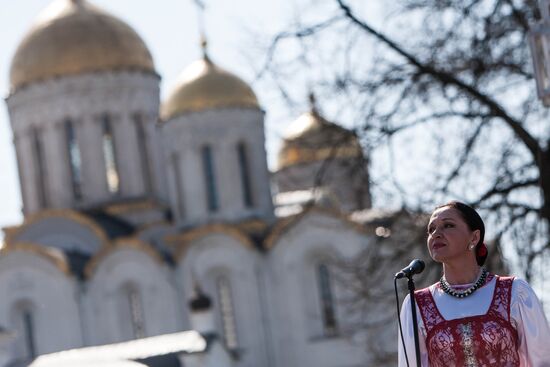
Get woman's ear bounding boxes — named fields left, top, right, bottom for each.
left=471, top=229, right=481, bottom=246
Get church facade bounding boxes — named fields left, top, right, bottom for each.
left=0, top=1, right=388, bottom=366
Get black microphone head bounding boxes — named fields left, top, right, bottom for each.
left=411, top=259, right=425, bottom=274
left=395, top=259, right=425, bottom=279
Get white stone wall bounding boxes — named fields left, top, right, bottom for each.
left=161, top=108, right=274, bottom=226
left=6, top=71, right=164, bottom=214
left=176, top=231, right=270, bottom=367
left=265, top=211, right=371, bottom=367
left=84, top=246, right=182, bottom=346
left=0, top=208, right=385, bottom=367
left=0, top=252, right=83, bottom=359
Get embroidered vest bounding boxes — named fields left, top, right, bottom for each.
left=415, top=276, right=519, bottom=367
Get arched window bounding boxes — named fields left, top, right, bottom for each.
left=216, top=276, right=238, bottom=349
left=171, top=153, right=185, bottom=218
left=11, top=302, right=37, bottom=361
left=123, top=285, right=146, bottom=339
left=237, top=142, right=253, bottom=208
left=201, top=145, right=219, bottom=212
left=21, top=309, right=36, bottom=359
left=65, top=120, right=83, bottom=200
left=134, top=115, right=152, bottom=193
left=317, top=263, right=338, bottom=336
left=32, top=127, right=48, bottom=208
left=102, top=115, right=120, bottom=194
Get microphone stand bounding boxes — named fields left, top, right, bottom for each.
left=407, top=274, right=422, bottom=367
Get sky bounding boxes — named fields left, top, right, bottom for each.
left=0, top=0, right=302, bottom=234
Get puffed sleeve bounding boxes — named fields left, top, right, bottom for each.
left=398, top=294, right=429, bottom=367
left=511, top=278, right=550, bottom=367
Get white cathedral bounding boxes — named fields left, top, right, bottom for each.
left=0, top=1, right=387, bottom=366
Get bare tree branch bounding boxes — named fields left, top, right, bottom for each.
left=335, top=0, right=542, bottom=159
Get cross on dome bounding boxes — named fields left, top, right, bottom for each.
left=308, top=92, right=319, bottom=114
left=200, top=35, right=210, bottom=60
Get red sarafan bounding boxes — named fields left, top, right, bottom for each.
left=415, top=275, right=519, bottom=367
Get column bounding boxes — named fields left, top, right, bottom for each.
left=78, top=115, right=108, bottom=203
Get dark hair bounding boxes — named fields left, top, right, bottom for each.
left=435, top=201, right=487, bottom=266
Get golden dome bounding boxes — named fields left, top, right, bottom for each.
left=161, top=55, right=260, bottom=120
left=9, top=0, right=155, bottom=92
left=277, top=104, right=363, bottom=170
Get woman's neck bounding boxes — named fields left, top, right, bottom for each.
left=443, top=263, right=481, bottom=285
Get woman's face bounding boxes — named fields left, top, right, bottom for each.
left=427, top=206, right=479, bottom=264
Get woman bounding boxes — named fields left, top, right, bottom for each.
left=398, top=201, right=550, bottom=367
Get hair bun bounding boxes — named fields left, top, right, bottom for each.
left=476, top=242, right=488, bottom=265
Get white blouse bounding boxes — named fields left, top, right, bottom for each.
left=398, top=277, right=550, bottom=367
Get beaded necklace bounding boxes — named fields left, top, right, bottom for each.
left=439, top=268, right=488, bottom=298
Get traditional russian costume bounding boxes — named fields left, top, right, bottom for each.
left=398, top=274, right=550, bottom=366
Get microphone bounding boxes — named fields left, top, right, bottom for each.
left=395, top=259, right=425, bottom=279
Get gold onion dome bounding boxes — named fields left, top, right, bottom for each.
left=277, top=95, right=363, bottom=170
left=161, top=51, right=260, bottom=120
left=9, top=0, right=155, bottom=93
